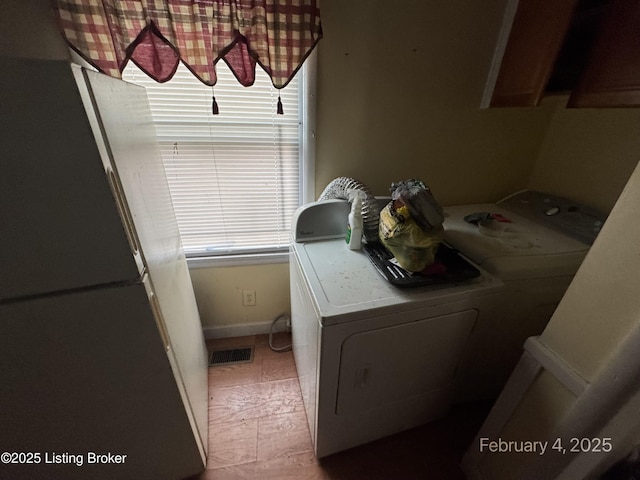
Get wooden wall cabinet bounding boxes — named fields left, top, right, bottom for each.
left=488, top=0, right=640, bottom=108
left=569, top=1, right=640, bottom=107
left=489, top=0, right=577, bottom=107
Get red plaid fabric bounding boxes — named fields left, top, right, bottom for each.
left=52, top=0, right=322, bottom=88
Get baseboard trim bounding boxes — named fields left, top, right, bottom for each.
left=202, top=318, right=289, bottom=339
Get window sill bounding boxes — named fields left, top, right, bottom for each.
left=186, top=251, right=290, bottom=269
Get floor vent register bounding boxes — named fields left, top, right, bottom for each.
left=209, top=346, right=254, bottom=366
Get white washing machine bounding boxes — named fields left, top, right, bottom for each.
left=444, top=190, right=606, bottom=401
left=289, top=200, right=503, bottom=458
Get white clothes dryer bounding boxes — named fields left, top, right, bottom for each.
left=289, top=200, right=503, bottom=458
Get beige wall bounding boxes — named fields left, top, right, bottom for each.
left=528, top=96, right=640, bottom=213
left=541, top=158, right=640, bottom=382
left=13, top=1, right=639, bottom=335
left=194, top=0, right=552, bottom=334
left=1, top=0, right=69, bottom=60
left=190, top=262, right=291, bottom=337
left=314, top=0, right=555, bottom=206
left=195, top=0, right=639, bottom=334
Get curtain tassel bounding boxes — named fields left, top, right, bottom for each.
left=277, top=94, right=284, bottom=115
left=212, top=95, right=219, bottom=115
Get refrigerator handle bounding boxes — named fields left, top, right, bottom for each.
left=148, top=284, right=171, bottom=352
left=106, top=167, right=141, bottom=258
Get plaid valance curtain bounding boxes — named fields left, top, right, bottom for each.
left=52, top=0, right=322, bottom=90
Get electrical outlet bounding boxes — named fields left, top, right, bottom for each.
left=242, top=290, right=256, bottom=306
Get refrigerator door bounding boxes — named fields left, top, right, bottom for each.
left=145, top=261, right=210, bottom=456
left=0, top=280, right=204, bottom=480
left=78, top=67, right=209, bottom=452
left=0, top=57, right=143, bottom=302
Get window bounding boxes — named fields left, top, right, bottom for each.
left=122, top=59, right=313, bottom=263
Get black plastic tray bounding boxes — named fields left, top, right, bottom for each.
left=363, top=242, right=481, bottom=288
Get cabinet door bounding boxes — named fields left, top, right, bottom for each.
left=569, top=0, right=640, bottom=107
left=490, top=0, right=577, bottom=107
left=335, top=310, right=477, bottom=416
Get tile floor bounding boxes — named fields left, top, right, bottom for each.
left=192, top=333, right=492, bottom=480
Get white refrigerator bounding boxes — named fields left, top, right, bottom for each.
left=0, top=57, right=209, bottom=480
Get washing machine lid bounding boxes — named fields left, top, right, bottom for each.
left=498, top=190, right=606, bottom=245
left=444, top=204, right=590, bottom=281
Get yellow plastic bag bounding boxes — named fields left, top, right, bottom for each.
left=379, top=202, right=443, bottom=272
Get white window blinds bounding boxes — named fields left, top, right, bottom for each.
left=122, top=61, right=301, bottom=257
